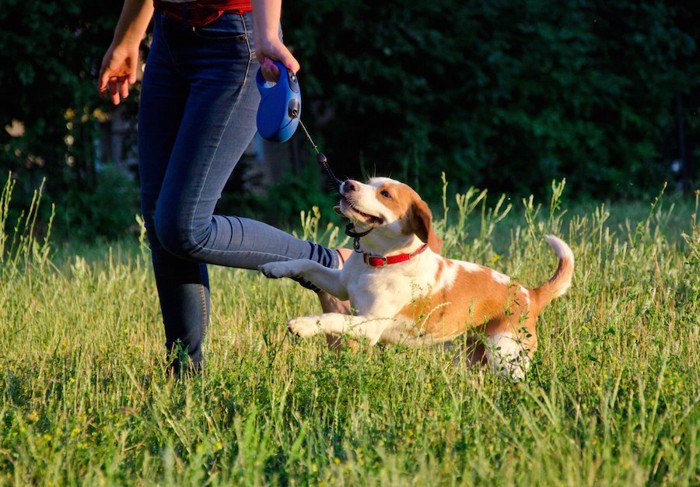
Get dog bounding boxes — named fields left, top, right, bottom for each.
left=260, top=177, right=574, bottom=380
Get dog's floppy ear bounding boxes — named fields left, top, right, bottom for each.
left=407, top=199, right=442, bottom=254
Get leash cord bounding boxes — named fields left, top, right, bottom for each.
left=294, top=115, right=374, bottom=244
left=296, top=119, right=343, bottom=193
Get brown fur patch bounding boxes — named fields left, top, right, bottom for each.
left=372, top=181, right=443, bottom=253
left=397, top=263, right=535, bottom=345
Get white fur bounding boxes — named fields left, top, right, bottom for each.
left=491, top=270, right=511, bottom=286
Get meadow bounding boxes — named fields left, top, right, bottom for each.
left=1, top=176, right=699, bottom=485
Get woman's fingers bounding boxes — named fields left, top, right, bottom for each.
left=119, top=77, right=130, bottom=100
left=105, top=76, right=130, bottom=105
left=260, top=57, right=280, bottom=82
left=258, top=40, right=300, bottom=83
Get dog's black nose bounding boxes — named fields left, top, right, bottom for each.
left=342, top=180, right=359, bottom=193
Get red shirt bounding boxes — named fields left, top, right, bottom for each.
left=154, top=0, right=252, bottom=27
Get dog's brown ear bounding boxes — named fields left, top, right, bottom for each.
left=407, top=199, right=442, bottom=254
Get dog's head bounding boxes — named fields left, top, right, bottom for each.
left=337, top=177, right=442, bottom=253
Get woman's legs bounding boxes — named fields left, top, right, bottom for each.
left=139, top=12, right=338, bottom=370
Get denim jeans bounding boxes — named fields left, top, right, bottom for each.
left=138, top=11, right=338, bottom=368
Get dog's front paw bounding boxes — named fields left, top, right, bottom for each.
left=288, top=317, right=323, bottom=337
left=259, top=261, right=297, bottom=279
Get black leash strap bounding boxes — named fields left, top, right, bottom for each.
left=344, top=222, right=372, bottom=250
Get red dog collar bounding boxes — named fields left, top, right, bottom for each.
left=362, top=244, right=428, bottom=267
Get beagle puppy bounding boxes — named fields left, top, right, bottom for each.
left=260, top=177, right=574, bottom=380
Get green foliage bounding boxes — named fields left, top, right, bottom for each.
left=286, top=0, right=700, bottom=199
left=50, top=166, right=140, bottom=241
left=2, top=177, right=700, bottom=484
left=0, top=0, right=129, bottom=228
left=1, top=0, right=699, bottom=241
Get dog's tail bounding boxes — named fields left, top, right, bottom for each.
left=531, top=235, right=574, bottom=312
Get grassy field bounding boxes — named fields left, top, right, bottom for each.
left=1, top=177, right=699, bottom=485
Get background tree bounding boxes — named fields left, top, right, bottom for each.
left=0, top=0, right=137, bottom=238
left=286, top=0, right=699, bottom=200
left=1, top=0, right=698, bottom=240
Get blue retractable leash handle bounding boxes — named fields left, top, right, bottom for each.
left=255, top=60, right=301, bottom=143
left=255, top=61, right=343, bottom=192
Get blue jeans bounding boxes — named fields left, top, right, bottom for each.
left=138, top=11, right=338, bottom=369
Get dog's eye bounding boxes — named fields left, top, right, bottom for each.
left=380, top=190, right=391, bottom=199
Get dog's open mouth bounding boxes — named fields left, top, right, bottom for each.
left=339, top=197, right=384, bottom=225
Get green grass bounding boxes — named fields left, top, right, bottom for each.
left=2, top=176, right=699, bottom=485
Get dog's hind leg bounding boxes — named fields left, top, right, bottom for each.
left=484, top=330, right=532, bottom=381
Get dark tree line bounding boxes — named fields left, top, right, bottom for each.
left=286, top=0, right=699, bottom=200
left=1, top=0, right=699, bottom=237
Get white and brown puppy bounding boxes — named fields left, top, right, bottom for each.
left=260, top=177, right=574, bottom=379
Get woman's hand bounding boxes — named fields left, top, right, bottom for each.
left=97, top=0, right=153, bottom=105
left=98, top=42, right=140, bottom=105
left=252, top=0, right=300, bottom=82
left=255, top=36, right=300, bottom=82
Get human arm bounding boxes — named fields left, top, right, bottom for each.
left=251, top=0, right=300, bottom=81
left=98, top=0, right=154, bottom=105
